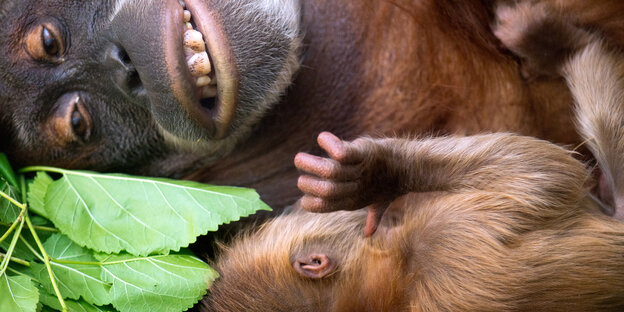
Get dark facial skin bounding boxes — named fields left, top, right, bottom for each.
left=0, top=1, right=168, bottom=172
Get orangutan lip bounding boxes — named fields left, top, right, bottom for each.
left=181, top=0, right=240, bottom=140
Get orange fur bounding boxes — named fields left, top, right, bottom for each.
left=203, top=12, right=624, bottom=308
left=204, top=132, right=624, bottom=311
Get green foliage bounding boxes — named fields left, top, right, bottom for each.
left=0, top=153, right=18, bottom=188
left=101, top=253, right=217, bottom=312
left=0, top=180, right=21, bottom=223
left=39, top=291, right=116, bottom=312
left=0, top=153, right=21, bottom=223
left=0, top=275, right=39, bottom=312
left=38, top=169, right=268, bottom=256
left=27, top=172, right=52, bottom=218
left=31, top=234, right=111, bottom=306
left=0, top=224, right=51, bottom=262
left=0, top=155, right=270, bottom=312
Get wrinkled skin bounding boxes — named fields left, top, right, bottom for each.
left=2, top=0, right=624, bottom=211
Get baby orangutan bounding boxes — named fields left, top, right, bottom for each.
left=203, top=132, right=624, bottom=311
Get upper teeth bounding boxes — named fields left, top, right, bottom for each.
left=188, top=52, right=212, bottom=77
left=184, top=30, right=206, bottom=53
left=181, top=5, right=217, bottom=97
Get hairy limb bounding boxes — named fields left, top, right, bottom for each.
left=296, top=132, right=588, bottom=235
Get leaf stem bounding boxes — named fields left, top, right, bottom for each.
left=0, top=253, right=30, bottom=267
left=25, top=214, right=67, bottom=312
left=20, top=166, right=69, bottom=175
left=0, top=216, right=25, bottom=277
left=31, top=225, right=58, bottom=232
left=0, top=212, right=23, bottom=246
left=0, top=188, right=27, bottom=275
left=0, top=222, right=59, bottom=233
left=51, top=258, right=102, bottom=266
left=7, top=266, right=36, bottom=280
left=0, top=189, right=26, bottom=210
left=50, top=253, right=172, bottom=266
left=19, top=236, right=44, bottom=262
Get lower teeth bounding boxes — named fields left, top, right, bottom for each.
left=196, top=76, right=211, bottom=87
left=202, top=86, right=218, bottom=98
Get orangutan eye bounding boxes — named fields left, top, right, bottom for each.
left=71, top=107, right=88, bottom=140
left=25, top=23, right=66, bottom=62
left=47, top=93, right=92, bottom=146
left=41, top=26, right=60, bottom=57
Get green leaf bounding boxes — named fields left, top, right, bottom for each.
left=0, top=275, right=39, bottom=312
left=0, top=179, right=21, bottom=223
left=39, top=291, right=116, bottom=312
left=41, top=169, right=269, bottom=256
left=1, top=217, right=55, bottom=261
left=31, top=234, right=111, bottom=306
left=27, top=173, right=53, bottom=218
left=0, top=216, right=55, bottom=261
left=30, top=215, right=53, bottom=227
left=31, top=234, right=216, bottom=312
left=0, top=225, right=34, bottom=261
left=0, top=153, right=18, bottom=189
left=100, top=254, right=216, bottom=312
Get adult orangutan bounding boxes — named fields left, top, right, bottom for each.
left=0, top=0, right=622, bottom=212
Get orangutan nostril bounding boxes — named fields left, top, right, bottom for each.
left=111, top=47, right=143, bottom=95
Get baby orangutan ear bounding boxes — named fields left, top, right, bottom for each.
left=292, top=253, right=337, bottom=279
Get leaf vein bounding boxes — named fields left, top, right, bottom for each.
left=151, top=181, right=189, bottom=225
left=63, top=176, right=133, bottom=251
left=88, top=176, right=175, bottom=243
